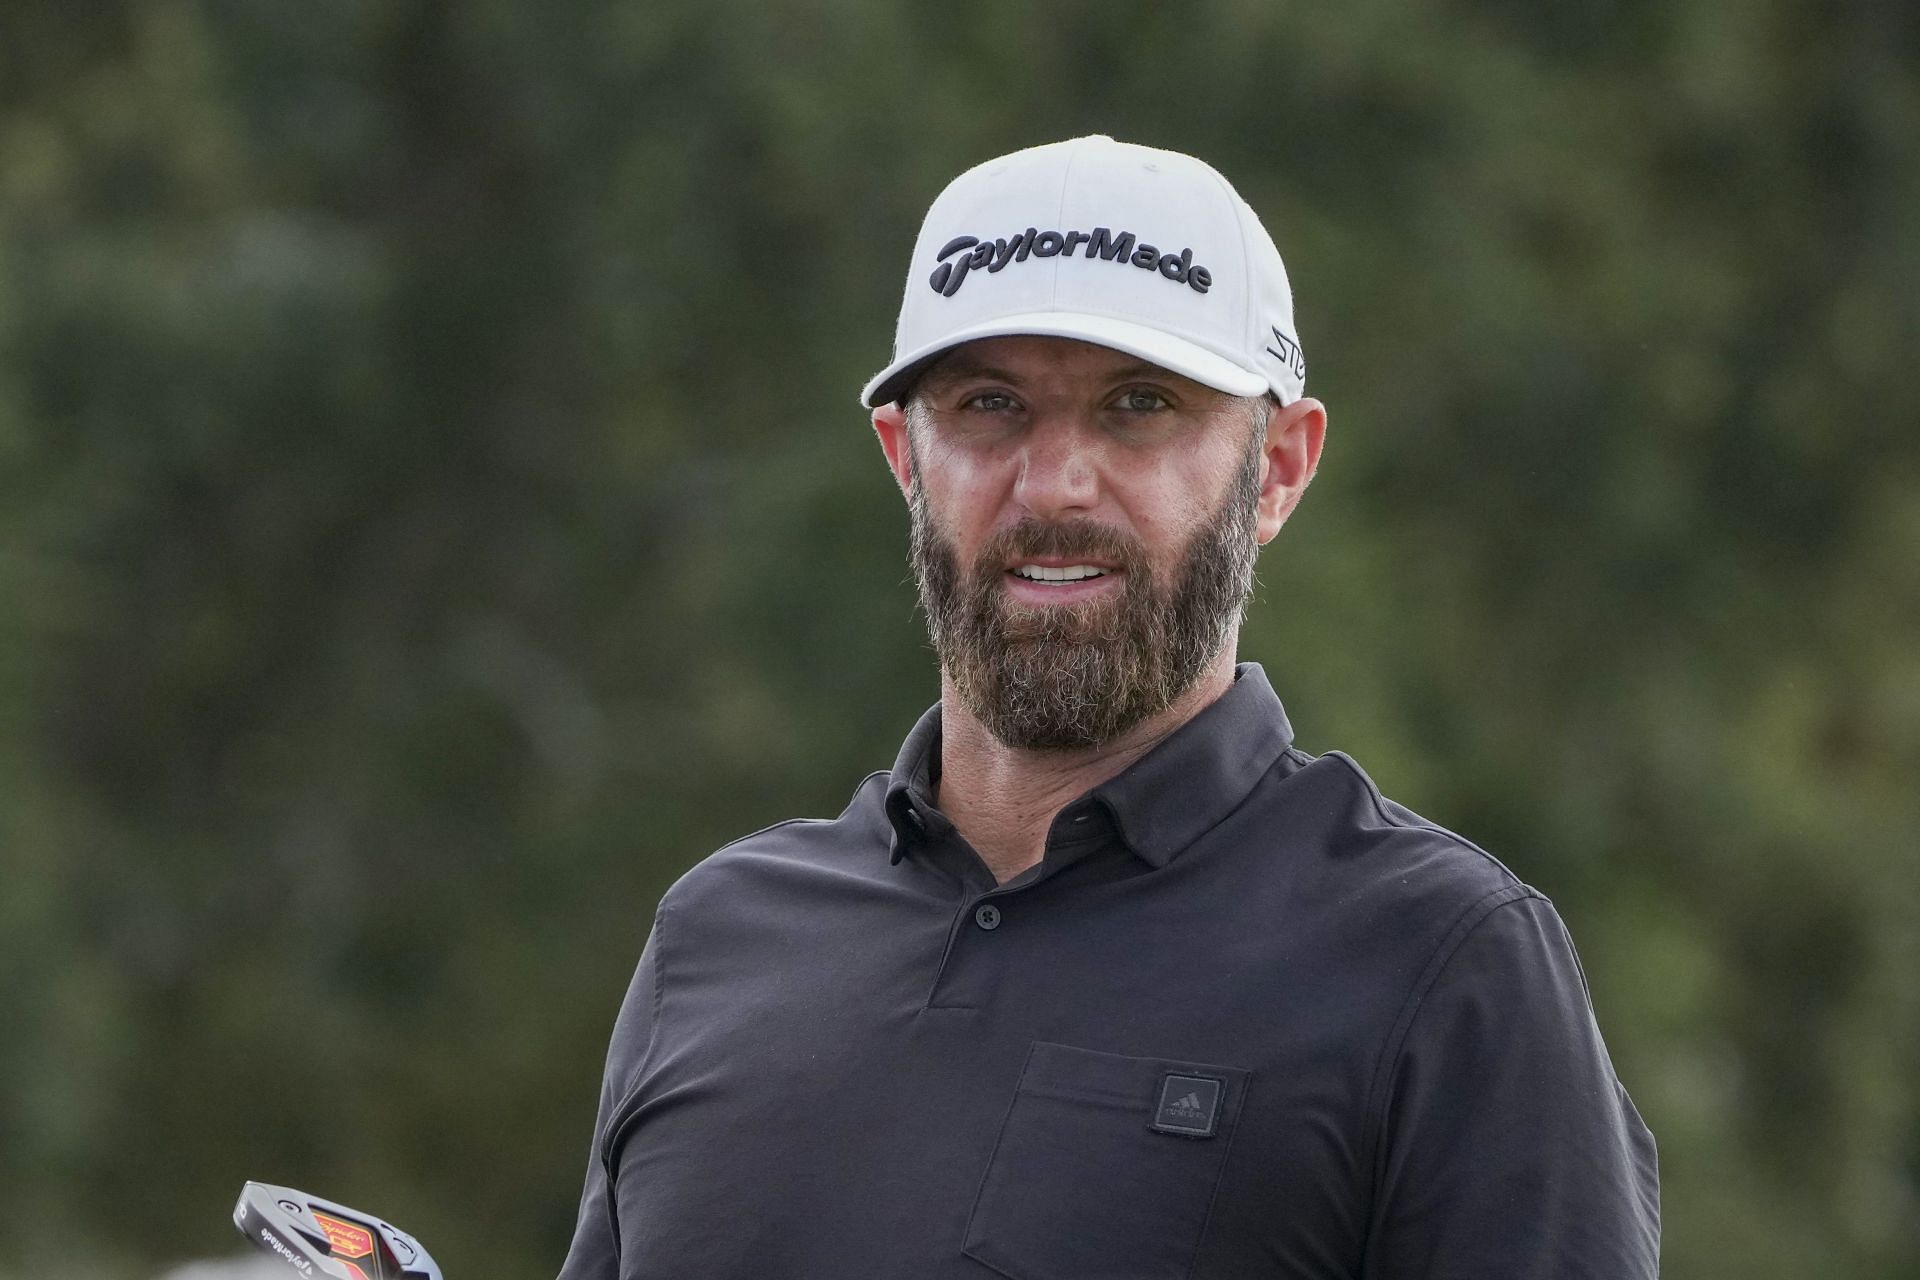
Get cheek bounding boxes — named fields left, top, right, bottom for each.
left=916, top=463, right=1004, bottom=563
left=924, top=434, right=1027, bottom=509
left=1122, top=454, right=1238, bottom=563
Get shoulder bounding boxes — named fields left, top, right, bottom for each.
left=1254, top=744, right=1539, bottom=934
left=1269, top=751, right=1616, bottom=1077
left=658, top=768, right=894, bottom=922
left=1201, top=741, right=1575, bottom=1041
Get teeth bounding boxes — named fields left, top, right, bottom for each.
left=1012, top=564, right=1108, bottom=582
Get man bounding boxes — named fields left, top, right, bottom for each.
left=558, top=135, right=1659, bottom=1278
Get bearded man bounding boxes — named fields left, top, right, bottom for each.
left=557, top=136, right=1660, bottom=1280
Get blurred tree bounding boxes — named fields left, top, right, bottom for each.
left=1, top=0, right=1915, bottom=1277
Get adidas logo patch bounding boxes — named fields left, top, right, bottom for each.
left=1151, top=1073, right=1223, bottom=1138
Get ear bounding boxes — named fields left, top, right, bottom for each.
left=872, top=403, right=915, bottom=500
left=1255, top=396, right=1327, bottom=545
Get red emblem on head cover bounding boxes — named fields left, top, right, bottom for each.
left=311, top=1211, right=376, bottom=1280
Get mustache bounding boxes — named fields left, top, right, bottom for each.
left=970, top=517, right=1150, bottom=580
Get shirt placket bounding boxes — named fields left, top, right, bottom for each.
left=909, top=797, right=1112, bottom=1012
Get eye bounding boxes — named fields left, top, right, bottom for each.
left=959, top=390, right=1019, bottom=413
left=1114, top=386, right=1172, bottom=412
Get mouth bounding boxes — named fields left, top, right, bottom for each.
left=1009, top=562, right=1111, bottom=583
left=1002, top=561, right=1124, bottom=602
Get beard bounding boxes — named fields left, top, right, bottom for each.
left=908, top=435, right=1263, bottom=752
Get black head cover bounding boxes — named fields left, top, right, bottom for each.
left=233, top=1182, right=442, bottom=1280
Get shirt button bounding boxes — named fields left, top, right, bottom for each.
left=974, top=903, right=1002, bottom=931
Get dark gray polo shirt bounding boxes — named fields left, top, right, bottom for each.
left=558, top=664, right=1659, bottom=1279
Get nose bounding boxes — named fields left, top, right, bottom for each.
left=1012, top=414, right=1102, bottom=520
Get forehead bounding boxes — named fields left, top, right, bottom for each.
left=917, top=335, right=1219, bottom=398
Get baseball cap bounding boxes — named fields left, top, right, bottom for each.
left=860, top=134, right=1306, bottom=408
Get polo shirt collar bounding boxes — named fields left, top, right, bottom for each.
left=885, top=662, right=1295, bottom=869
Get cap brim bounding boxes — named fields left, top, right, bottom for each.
left=859, top=311, right=1272, bottom=407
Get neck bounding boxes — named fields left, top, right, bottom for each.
left=934, top=649, right=1239, bottom=884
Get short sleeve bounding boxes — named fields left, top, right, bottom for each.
left=1363, top=893, right=1660, bottom=1278
left=556, top=912, right=665, bottom=1280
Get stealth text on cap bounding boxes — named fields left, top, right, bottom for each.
left=1265, top=326, right=1306, bottom=381
left=929, top=227, right=1214, bottom=298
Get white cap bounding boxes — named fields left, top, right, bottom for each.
left=861, top=135, right=1306, bottom=408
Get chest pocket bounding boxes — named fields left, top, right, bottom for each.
left=963, top=1041, right=1250, bottom=1280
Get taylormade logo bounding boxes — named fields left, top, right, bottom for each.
left=260, top=1227, right=314, bottom=1276
left=929, top=227, right=1213, bottom=298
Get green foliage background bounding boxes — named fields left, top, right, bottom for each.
left=2, top=1, right=1916, bottom=1276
